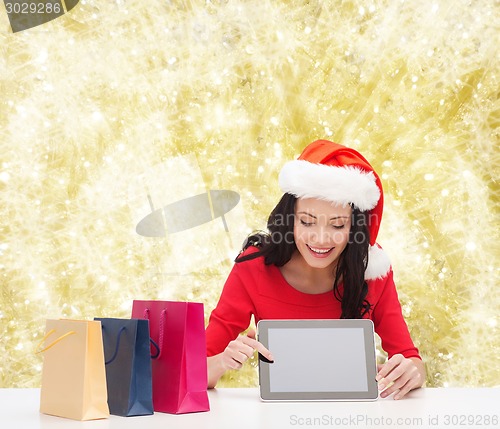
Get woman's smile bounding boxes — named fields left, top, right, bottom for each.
left=306, top=245, right=335, bottom=258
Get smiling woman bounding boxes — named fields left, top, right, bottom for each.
left=205, top=140, right=425, bottom=399
left=293, top=199, right=352, bottom=268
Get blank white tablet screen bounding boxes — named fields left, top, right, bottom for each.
left=268, top=327, right=368, bottom=392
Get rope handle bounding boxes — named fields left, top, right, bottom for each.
left=35, top=329, right=76, bottom=354
left=102, top=326, right=126, bottom=365
left=143, top=308, right=167, bottom=359
left=150, top=338, right=160, bottom=359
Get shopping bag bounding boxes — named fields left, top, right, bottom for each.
left=131, top=300, right=210, bottom=414
left=37, top=319, right=109, bottom=421
left=95, top=318, right=154, bottom=417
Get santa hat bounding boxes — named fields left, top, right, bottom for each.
left=278, top=139, right=391, bottom=280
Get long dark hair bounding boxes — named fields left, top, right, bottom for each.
left=236, top=193, right=371, bottom=319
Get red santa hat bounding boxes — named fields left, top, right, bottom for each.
left=278, top=139, right=391, bottom=280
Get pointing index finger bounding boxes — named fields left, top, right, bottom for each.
left=241, top=335, right=274, bottom=362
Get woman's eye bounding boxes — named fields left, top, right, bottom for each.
left=300, top=220, right=314, bottom=226
left=332, top=224, right=346, bottom=230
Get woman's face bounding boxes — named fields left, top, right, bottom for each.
left=293, top=198, right=352, bottom=270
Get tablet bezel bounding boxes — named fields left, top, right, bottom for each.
left=257, top=319, right=379, bottom=401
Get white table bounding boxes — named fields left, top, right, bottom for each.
left=1, top=387, right=498, bottom=428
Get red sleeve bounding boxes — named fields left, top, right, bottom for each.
left=205, top=261, right=256, bottom=356
left=370, top=270, right=421, bottom=360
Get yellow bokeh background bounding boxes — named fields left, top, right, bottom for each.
left=0, top=0, right=498, bottom=388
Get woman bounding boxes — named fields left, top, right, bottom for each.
left=205, top=140, right=425, bottom=399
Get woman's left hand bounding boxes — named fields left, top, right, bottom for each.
left=376, top=354, right=425, bottom=400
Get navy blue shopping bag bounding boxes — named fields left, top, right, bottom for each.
left=94, top=318, right=154, bottom=417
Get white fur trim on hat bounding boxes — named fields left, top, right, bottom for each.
left=279, top=160, right=380, bottom=211
left=365, top=245, right=391, bottom=280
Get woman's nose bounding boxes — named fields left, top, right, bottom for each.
left=311, top=226, right=330, bottom=243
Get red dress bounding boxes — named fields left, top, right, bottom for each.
left=206, top=248, right=421, bottom=360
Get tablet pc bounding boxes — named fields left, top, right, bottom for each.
left=257, top=319, right=378, bottom=401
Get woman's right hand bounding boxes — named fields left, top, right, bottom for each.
left=220, top=328, right=274, bottom=370
left=207, top=328, right=273, bottom=388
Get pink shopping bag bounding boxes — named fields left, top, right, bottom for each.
left=131, top=300, right=210, bottom=414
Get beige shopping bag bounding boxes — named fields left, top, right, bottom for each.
left=37, top=319, right=109, bottom=421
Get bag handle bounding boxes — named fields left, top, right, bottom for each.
left=102, top=324, right=160, bottom=362
left=150, top=338, right=160, bottom=359
left=35, top=329, right=76, bottom=354
left=102, top=326, right=126, bottom=364
left=143, top=308, right=167, bottom=359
